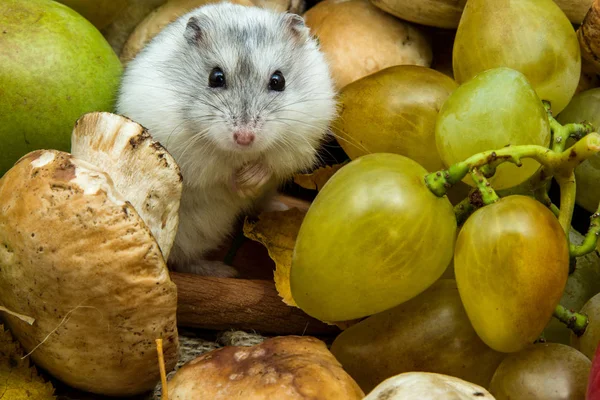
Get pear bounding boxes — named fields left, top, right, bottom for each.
left=0, top=0, right=122, bottom=177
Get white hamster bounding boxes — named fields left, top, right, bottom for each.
left=116, top=2, right=337, bottom=277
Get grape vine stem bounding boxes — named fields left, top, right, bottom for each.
left=553, top=304, right=589, bottom=337
left=425, top=132, right=600, bottom=234
left=470, top=168, right=499, bottom=205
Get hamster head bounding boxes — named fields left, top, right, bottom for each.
left=118, top=3, right=337, bottom=180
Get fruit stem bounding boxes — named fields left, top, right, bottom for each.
left=453, top=191, right=478, bottom=226
left=425, top=133, right=600, bottom=197
left=553, top=304, right=589, bottom=337
left=571, top=210, right=600, bottom=257
left=556, top=171, right=577, bottom=234
left=547, top=107, right=595, bottom=153
left=534, top=186, right=560, bottom=217
left=470, top=168, right=499, bottom=205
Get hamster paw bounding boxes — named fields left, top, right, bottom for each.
left=232, top=161, right=272, bottom=199
left=174, top=260, right=240, bottom=278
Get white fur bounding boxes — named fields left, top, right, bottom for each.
left=116, top=3, right=336, bottom=275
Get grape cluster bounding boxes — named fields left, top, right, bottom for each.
left=290, top=0, right=600, bottom=397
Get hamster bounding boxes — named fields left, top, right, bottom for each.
left=116, top=2, right=337, bottom=277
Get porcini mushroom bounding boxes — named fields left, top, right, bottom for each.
left=120, top=0, right=254, bottom=65
left=303, top=0, right=432, bottom=91
left=364, top=372, right=495, bottom=400
left=167, top=335, right=365, bottom=399
left=0, top=112, right=181, bottom=396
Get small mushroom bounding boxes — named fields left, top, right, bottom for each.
left=364, top=372, right=496, bottom=400
left=70, top=111, right=182, bottom=260
left=167, top=335, right=365, bottom=399
left=0, top=112, right=181, bottom=396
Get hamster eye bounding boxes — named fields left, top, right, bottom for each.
left=209, top=67, right=226, bottom=88
left=269, top=71, right=285, bottom=92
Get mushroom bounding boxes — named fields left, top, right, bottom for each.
left=167, top=335, right=365, bottom=399
left=364, top=372, right=496, bottom=400
left=0, top=112, right=181, bottom=396
left=303, top=0, right=432, bottom=91
left=120, top=0, right=254, bottom=65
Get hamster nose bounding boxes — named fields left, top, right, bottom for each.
left=233, top=130, right=255, bottom=146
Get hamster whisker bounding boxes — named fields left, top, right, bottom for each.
left=268, top=96, right=338, bottom=114
left=266, top=119, right=328, bottom=166
left=164, top=119, right=189, bottom=148
left=272, top=116, right=370, bottom=155
left=177, top=128, right=213, bottom=165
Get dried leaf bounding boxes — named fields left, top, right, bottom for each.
left=243, top=208, right=306, bottom=307
left=293, top=164, right=345, bottom=191
left=0, top=325, right=55, bottom=399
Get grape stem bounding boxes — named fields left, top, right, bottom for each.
left=425, top=132, right=600, bottom=197
left=571, top=211, right=600, bottom=257
left=545, top=101, right=595, bottom=153
left=553, top=304, right=589, bottom=337
left=453, top=190, right=479, bottom=225
left=470, top=168, right=499, bottom=205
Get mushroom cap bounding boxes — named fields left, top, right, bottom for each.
left=70, top=112, right=182, bottom=261
left=0, top=149, right=179, bottom=396
left=167, top=335, right=365, bottom=399
left=120, top=0, right=254, bottom=65
left=364, top=372, right=495, bottom=400
left=303, top=0, right=432, bottom=91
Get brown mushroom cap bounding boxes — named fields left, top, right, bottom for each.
left=303, top=0, right=432, bottom=91
left=167, top=335, right=365, bottom=399
left=0, top=149, right=178, bottom=396
left=70, top=112, right=182, bottom=261
left=364, top=372, right=495, bottom=400
left=120, top=0, right=254, bottom=65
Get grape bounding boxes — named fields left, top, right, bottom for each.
left=329, top=279, right=505, bottom=393
left=544, top=230, right=600, bottom=345
left=435, top=68, right=551, bottom=190
left=453, top=0, right=581, bottom=114
left=571, top=292, right=600, bottom=360
left=455, top=195, right=569, bottom=353
left=489, top=343, right=590, bottom=400
left=332, top=65, right=458, bottom=173
left=557, top=88, right=600, bottom=213
left=290, top=153, right=457, bottom=322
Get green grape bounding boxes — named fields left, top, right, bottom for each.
left=453, top=0, right=581, bottom=114
left=544, top=230, right=600, bottom=344
left=557, top=88, right=600, bottom=213
left=571, top=292, right=600, bottom=359
left=290, top=153, right=457, bottom=322
left=489, top=343, right=590, bottom=400
left=330, top=280, right=505, bottom=393
left=435, top=68, right=551, bottom=190
left=455, top=195, right=569, bottom=353
left=332, top=65, right=458, bottom=173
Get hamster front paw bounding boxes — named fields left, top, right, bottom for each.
left=232, top=161, right=272, bottom=199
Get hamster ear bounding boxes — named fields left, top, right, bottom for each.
left=284, top=13, right=310, bottom=44
left=184, top=16, right=204, bottom=45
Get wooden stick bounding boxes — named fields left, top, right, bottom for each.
left=171, top=272, right=340, bottom=336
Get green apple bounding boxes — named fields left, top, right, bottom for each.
left=0, top=0, right=122, bottom=177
